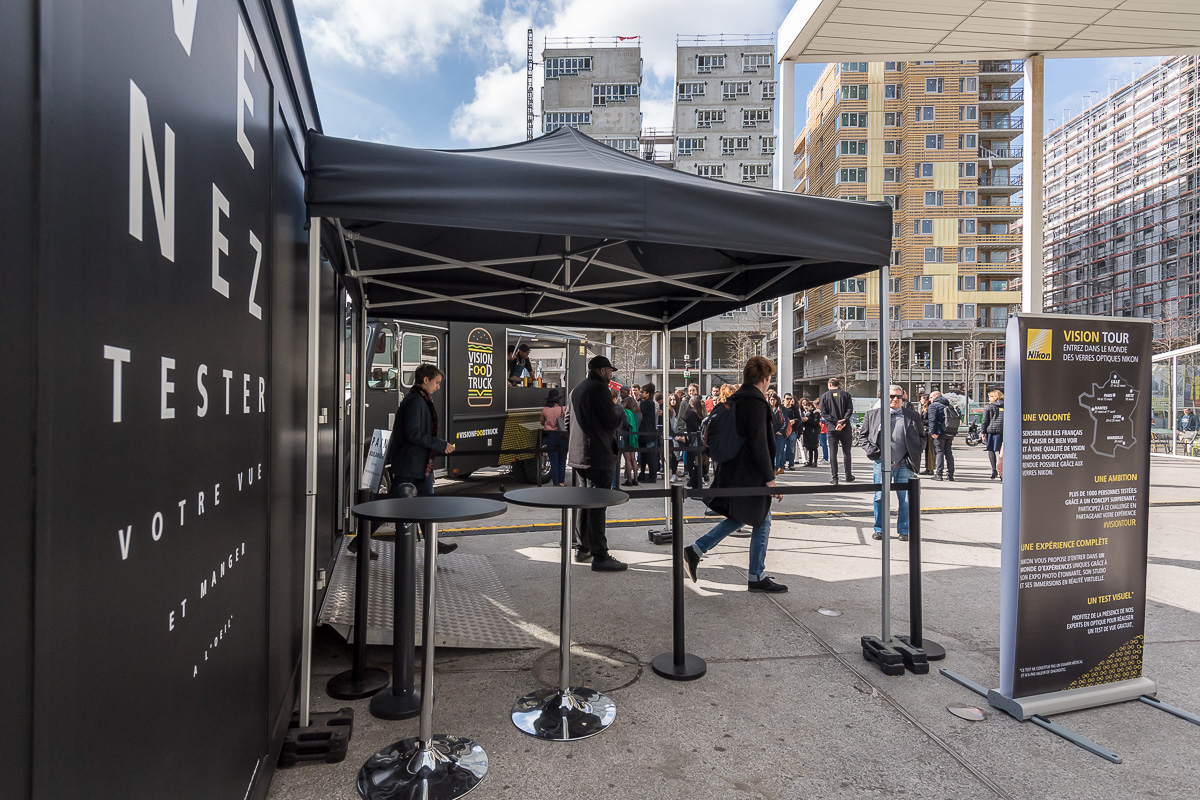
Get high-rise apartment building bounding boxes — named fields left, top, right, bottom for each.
left=541, top=38, right=643, bottom=154
left=791, top=60, right=1025, bottom=401
left=673, top=35, right=777, bottom=186
left=1043, top=55, right=1199, bottom=345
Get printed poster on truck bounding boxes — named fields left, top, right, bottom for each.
left=999, top=313, right=1153, bottom=699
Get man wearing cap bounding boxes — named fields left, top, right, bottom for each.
left=567, top=356, right=628, bottom=571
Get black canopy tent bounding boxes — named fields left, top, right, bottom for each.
left=297, top=129, right=901, bottom=711
left=304, top=126, right=893, bottom=328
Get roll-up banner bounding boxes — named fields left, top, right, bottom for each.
left=999, top=314, right=1153, bottom=704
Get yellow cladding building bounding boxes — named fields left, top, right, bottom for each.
left=792, top=60, right=1024, bottom=402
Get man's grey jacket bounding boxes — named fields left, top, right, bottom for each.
left=857, top=405, right=925, bottom=469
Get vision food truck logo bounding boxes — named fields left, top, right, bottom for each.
left=1027, top=328, right=1053, bottom=361
left=467, top=328, right=494, bottom=407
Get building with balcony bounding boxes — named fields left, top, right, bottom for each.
left=1043, top=56, right=1199, bottom=346
left=673, top=35, right=777, bottom=188
left=541, top=37, right=643, bottom=155
left=789, top=60, right=1025, bottom=401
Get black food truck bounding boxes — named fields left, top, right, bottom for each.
left=359, top=319, right=589, bottom=483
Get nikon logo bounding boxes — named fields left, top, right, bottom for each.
left=1026, top=328, right=1053, bottom=361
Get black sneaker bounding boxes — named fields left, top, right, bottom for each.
left=574, top=548, right=593, bottom=563
left=897, top=534, right=910, bottom=542
left=947, top=476, right=955, bottom=482
left=872, top=531, right=883, bottom=540
left=829, top=478, right=839, bottom=485
left=591, top=555, right=628, bottom=572
left=844, top=475, right=856, bottom=483
left=747, top=576, right=788, bottom=593
left=437, top=541, right=458, bottom=556
left=683, top=545, right=700, bottom=583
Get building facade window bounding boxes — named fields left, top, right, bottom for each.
left=697, top=54, right=727, bottom=72
left=695, top=163, right=725, bottom=178
left=544, top=111, right=592, bottom=132
left=837, top=278, right=867, bottom=293
left=601, top=138, right=638, bottom=153
left=958, top=190, right=977, bottom=206
left=959, top=162, right=978, bottom=177
left=760, top=81, right=777, bottom=100
left=958, top=303, right=977, bottom=319
left=837, top=306, right=867, bottom=321
left=915, top=276, right=934, bottom=291
left=958, top=275, right=977, bottom=291
left=883, top=167, right=899, bottom=182
left=926, top=77, right=944, bottom=93
left=760, top=136, right=776, bottom=155
left=958, top=247, right=977, bottom=262
left=742, top=52, right=772, bottom=72
left=960, top=133, right=977, bottom=149
left=695, top=108, right=726, bottom=127
left=722, top=80, right=751, bottom=100
left=741, top=163, right=771, bottom=182
left=883, top=195, right=902, bottom=210
left=959, top=77, right=978, bottom=92
left=914, top=218, right=934, bottom=234
left=915, top=162, right=934, bottom=178
left=841, top=84, right=868, bottom=100
left=838, top=167, right=867, bottom=183
left=926, top=134, right=945, bottom=149
left=721, top=136, right=751, bottom=155
left=924, top=247, right=944, bottom=263
left=592, top=83, right=639, bottom=106
left=890, top=249, right=902, bottom=265
left=840, top=61, right=868, bottom=72
left=924, top=303, right=943, bottom=319
left=959, top=105, right=978, bottom=121
left=916, top=106, right=935, bottom=121
left=676, top=137, right=706, bottom=156
left=884, top=139, right=903, bottom=154
left=545, top=57, right=592, bottom=79
left=840, top=139, right=867, bottom=155
left=838, top=111, right=866, bottom=128
left=884, top=84, right=903, bottom=99
left=677, top=82, right=706, bottom=100
left=888, top=277, right=902, bottom=293
left=742, top=108, right=772, bottom=127
left=959, top=218, right=977, bottom=234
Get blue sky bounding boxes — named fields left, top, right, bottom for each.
left=294, top=1, right=1167, bottom=149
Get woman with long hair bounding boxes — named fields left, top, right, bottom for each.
left=981, top=388, right=1005, bottom=479
left=769, top=394, right=788, bottom=474
left=683, top=396, right=705, bottom=489
left=620, top=396, right=640, bottom=486
left=541, top=388, right=566, bottom=486
left=799, top=397, right=821, bottom=466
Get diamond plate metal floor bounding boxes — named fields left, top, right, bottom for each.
left=317, top=537, right=541, bottom=649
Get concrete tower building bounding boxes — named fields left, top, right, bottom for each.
left=791, top=59, right=1025, bottom=401
left=541, top=37, right=643, bottom=155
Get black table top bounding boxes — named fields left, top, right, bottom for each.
left=351, top=496, right=507, bottom=524
left=504, top=486, right=629, bottom=510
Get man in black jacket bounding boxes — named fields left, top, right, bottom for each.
left=818, top=378, right=856, bottom=485
left=637, top=382, right=659, bottom=483
left=682, top=356, right=787, bottom=593
left=387, top=363, right=458, bottom=554
left=928, top=390, right=956, bottom=481
left=567, top=356, right=627, bottom=571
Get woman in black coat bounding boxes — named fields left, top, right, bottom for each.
left=682, top=396, right=705, bottom=489
left=799, top=397, right=821, bottom=466
left=683, top=357, right=787, bottom=593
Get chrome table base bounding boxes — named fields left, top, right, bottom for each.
left=510, top=687, right=617, bottom=741
left=357, top=735, right=487, bottom=800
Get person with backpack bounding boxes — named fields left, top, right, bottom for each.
left=682, top=356, right=787, bottom=594
left=981, top=388, right=1005, bottom=480
left=928, top=390, right=959, bottom=481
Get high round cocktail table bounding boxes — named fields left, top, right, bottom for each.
left=351, top=496, right=507, bottom=800
left=503, top=486, right=628, bottom=741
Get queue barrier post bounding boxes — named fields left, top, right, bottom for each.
left=897, top=476, right=946, bottom=661
left=651, top=482, right=707, bottom=681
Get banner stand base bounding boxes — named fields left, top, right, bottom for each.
left=861, top=636, right=927, bottom=675
left=986, top=676, right=1157, bottom=721
left=278, top=707, right=354, bottom=767
left=1139, top=694, right=1200, bottom=727
left=647, top=526, right=674, bottom=546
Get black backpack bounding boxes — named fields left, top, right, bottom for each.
left=941, top=402, right=961, bottom=436
left=702, top=400, right=744, bottom=463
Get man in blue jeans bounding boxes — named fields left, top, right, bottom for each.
left=857, top=385, right=925, bottom=541
left=682, top=356, right=787, bottom=593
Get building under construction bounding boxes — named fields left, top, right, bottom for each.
left=1043, top=55, right=1200, bottom=346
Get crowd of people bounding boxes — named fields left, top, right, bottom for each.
left=379, top=351, right=998, bottom=587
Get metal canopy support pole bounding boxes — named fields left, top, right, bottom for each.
left=299, top=218, right=321, bottom=728
left=1023, top=54, right=1045, bottom=313
left=878, top=262, right=892, bottom=641
left=776, top=58, right=796, bottom=394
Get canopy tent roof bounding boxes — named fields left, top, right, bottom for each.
left=305, top=127, right=891, bottom=330
left=779, top=0, right=1200, bottom=63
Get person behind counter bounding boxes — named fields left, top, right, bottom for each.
left=541, top=388, right=566, bottom=487
left=386, top=362, right=458, bottom=555
left=508, top=342, right=532, bottom=386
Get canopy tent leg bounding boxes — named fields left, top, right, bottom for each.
left=1023, top=54, right=1045, bottom=313
left=300, top=218, right=321, bottom=727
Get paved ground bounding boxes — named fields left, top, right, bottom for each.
left=269, top=448, right=1200, bottom=800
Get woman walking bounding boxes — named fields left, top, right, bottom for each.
left=541, top=388, right=566, bottom=486
left=982, top=388, right=1005, bottom=479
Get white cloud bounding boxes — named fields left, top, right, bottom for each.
left=451, top=65, right=529, bottom=146
left=296, top=0, right=488, bottom=74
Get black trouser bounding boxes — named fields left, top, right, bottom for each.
left=574, top=464, right=612, bottom=557
left=638, top=444, right=659, bottom=482
left=827, top=425, right=855, bottom=479
left=934, top=436, right=955, bottom=478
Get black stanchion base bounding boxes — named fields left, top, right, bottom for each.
left=860, top=636, right=907, bottom=676
left=327, top=667, right=390, bottom=700
left=648, top=526, right=673, bottom=545
left=898, top=635, right=946, bottom=662
left=650, top=652, right=707, bottom=681
left=357, top=735, right=488, bottom=800
left=278, top=707, right=354, bottom=767
left=369, top=687, right=422, bottom=720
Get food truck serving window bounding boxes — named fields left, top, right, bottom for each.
left=400, top=333, right=440, bottom=387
